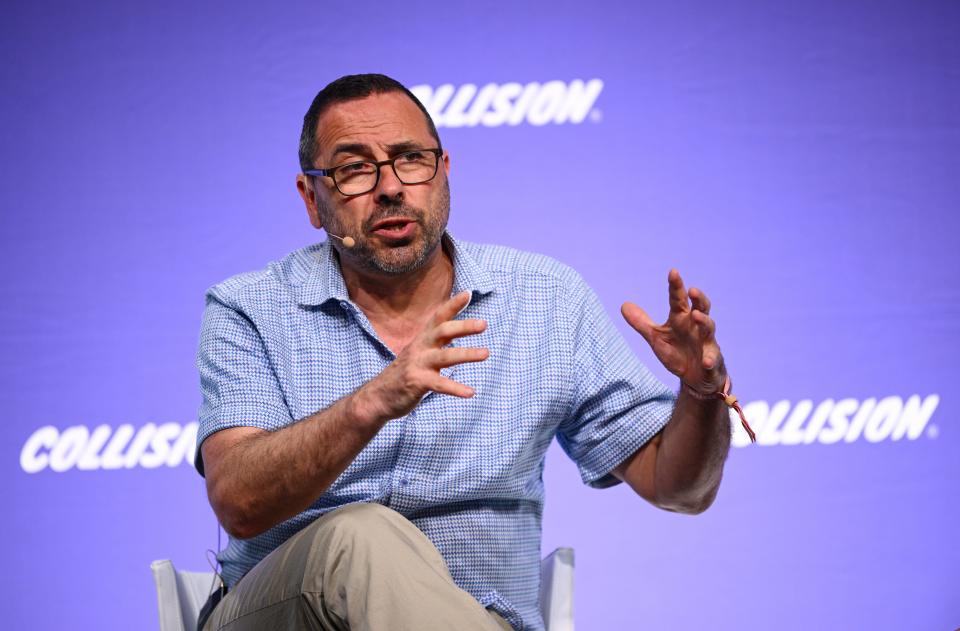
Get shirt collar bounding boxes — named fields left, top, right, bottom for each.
left=297, top=232, right=495, bottom=307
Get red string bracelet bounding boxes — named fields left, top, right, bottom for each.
left=682, top=375, right=757, bottom=443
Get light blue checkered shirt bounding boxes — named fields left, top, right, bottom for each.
left=196, top=234, right=675, bottom=630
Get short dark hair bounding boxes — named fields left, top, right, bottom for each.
left=298, top=73, right=441, bottom=172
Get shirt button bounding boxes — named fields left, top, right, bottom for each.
left=400, top=478, right=410, bottom=486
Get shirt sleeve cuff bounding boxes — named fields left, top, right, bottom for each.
left=578, top=397, right=674, bottom=489
left=194, top=401, right=293, bottom=476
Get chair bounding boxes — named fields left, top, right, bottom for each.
left=152, top=547, right=574, bottom=631
left=538, top=547, right=575, bottom=631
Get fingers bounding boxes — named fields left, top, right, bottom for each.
left=427, top=346, right=490, bottom=369
left=621, top=301, right=655, bottom=345
left=668, top=269, right=689, bottom=314
left=418, top=293, right=489, bottom=398
left=431, top=291, right=472, bottom=326
left=691, top=309, right=716, bottom=339
left=689, top=286, right=711, bottom=315
left=691, top=310, right=721, bottom=369
left=429, top=374, right=477, bottom=398
left=373, top=292, right=487, bottom=418
left=431, top=318, right=487, bottom=346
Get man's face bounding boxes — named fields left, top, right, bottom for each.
left=299, top=92, right=451, bottom=276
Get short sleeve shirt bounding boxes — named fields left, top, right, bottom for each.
left=196, top=234, right=675, bottom=630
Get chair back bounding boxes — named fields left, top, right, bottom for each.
left=150, top=560, right=218, bottom=631
left=540, top=547, right=575, bottom=631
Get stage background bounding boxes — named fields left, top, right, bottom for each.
left=2, top=1, right=957, bottom=629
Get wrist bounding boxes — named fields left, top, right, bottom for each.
left=345, top=383, right=391, bottom=430
left=681, top=373, right=757, bottom=443
left=681, top=372, right=730, bottom=400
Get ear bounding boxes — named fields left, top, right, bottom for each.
left=442, top=149, right=450, bottom=177
left=296, top=174, right=324, bottom=230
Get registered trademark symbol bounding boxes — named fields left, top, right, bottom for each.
left=927, top=424, right=939, bottom=439
left=589, top=109, right=603, bottom=123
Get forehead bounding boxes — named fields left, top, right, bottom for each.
left=315, top=92, right=433, bottom=159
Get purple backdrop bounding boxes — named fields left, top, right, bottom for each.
left=3, top=1, right=958, bottom=629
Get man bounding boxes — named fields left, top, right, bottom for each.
left=195, top=74, right=734, bottom=631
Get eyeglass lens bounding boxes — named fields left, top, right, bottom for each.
left=335, top=150, right=438, bottom=195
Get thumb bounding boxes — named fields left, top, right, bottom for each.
left=621, top=302, right=655, bottom=345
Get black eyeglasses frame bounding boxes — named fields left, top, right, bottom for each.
left=303, top=147, right=443, bottom=197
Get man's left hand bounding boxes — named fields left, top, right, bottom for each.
left=621, top=269, right=725, bottom=395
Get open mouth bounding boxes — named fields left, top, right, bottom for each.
left=370, top=218, right=416, bottom=240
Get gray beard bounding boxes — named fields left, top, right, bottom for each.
left=321, top=181, right=450, bottom=276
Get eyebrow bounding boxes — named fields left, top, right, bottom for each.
left=331, top=140, right=427, bottom=159
left=384, top=141, right=424, bottom=154
left=332, top=143, right=371, bottom=159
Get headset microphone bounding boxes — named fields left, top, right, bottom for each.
left=327, top=233, right=355, bottom=248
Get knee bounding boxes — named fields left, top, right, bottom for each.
left=316, top=502, right=408, bottom=549
left=297, top=502, right=449, bottom=599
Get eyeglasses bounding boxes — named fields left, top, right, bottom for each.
left=304, top=148, right=443, bottom=196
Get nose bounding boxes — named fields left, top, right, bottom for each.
left=373, top=162, right=404, bottom=203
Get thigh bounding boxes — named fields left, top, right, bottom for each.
left=204, top=503, right=507, bottom=631
left=488, top=611, right=513, bottom=631
left=203, top=514, right=341, bottom=631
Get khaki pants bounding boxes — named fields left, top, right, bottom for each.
left=203, top=503, right=513, bottom=631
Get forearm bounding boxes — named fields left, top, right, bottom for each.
left=204, top=292, right=487, bottom=539
left=652, top=385, right=731, bottom=513
left=206, top=384, right=388, bottom=539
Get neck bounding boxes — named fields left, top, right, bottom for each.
left=338, top=238, right=455, bottom=320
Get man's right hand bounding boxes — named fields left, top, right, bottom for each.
left=202, top=291, right=489, bottom=539
left=352, top=291, right=490, bottom=423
